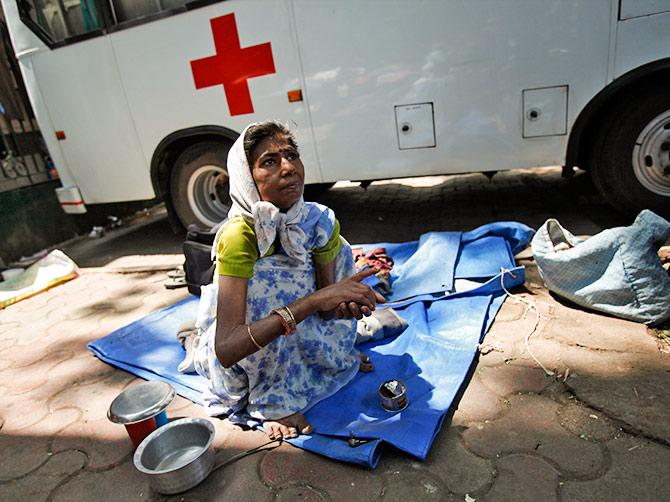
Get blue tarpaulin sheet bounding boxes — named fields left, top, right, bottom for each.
left=88, top=222, right=533, bottom=467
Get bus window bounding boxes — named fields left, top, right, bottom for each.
left=109, top=0, right=190, bottom=23
left=17, top=0, right=103, bottom=43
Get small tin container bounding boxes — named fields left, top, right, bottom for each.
left=108, top=381, right=176, bottom=447
left=379, top=379, right=408, bottom=412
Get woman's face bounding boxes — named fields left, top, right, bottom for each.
left=250, top=133, right=305, bottom=210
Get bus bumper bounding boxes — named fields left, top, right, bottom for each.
left=55, top=186, right=87, bottom=214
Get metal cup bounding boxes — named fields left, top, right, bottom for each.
left=108, top=381, right=176, bottom=448
left=379, top=379, right=408, bottom=412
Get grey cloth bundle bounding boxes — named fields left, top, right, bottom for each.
left=531, top=210, right=670, bottom=325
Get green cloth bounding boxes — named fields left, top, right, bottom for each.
left=216, top=216, right=341, bottom=278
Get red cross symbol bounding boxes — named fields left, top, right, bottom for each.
left=190, top=13, right=276, bottom=116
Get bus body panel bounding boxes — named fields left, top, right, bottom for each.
left=614, top=10, right=670, bottom=78
left=3, top=0, right=670, bottom=211
left=293, top=0, right=612, bottom=183
left=30, top=36, right=153, bottom=203
left=619, top=0, right=670, bottom=20
left=109, top=0, right=323, bottom=185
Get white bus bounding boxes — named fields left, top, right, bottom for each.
left=2, top=0, right=670, bottom=229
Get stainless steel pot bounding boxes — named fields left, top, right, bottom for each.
left=133, top=417, right=215, bottom=494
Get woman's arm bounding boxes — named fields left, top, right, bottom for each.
left=214, top=268, right=384, bottom=368
left=315, top=259, right=374, bottom=320
left=315, top=260, right=337, bottom=319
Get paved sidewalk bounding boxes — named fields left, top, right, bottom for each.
left=1, top=168, right=669, bottom=501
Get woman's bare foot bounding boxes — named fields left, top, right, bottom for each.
left=359, top=352, right=374, bottom=372
left=263, top=412, right=313, bottom=440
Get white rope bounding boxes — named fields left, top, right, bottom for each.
left=499, top=268, right=554, bottom=376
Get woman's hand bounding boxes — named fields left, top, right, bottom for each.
left=309, top=268, right=385, bottom=319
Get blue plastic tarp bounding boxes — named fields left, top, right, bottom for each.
left=88, top=222, right=532, bottom=467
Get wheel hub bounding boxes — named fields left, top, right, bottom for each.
left=186, top=165, right=231, bottom=227
left=632, top=109, right=670, bottom=197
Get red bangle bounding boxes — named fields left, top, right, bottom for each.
left=272, top=306, right=297, bottom=336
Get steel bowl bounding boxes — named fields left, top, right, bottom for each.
left=133, top=417, right=215, bottom=494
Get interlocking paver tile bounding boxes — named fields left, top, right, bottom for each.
left=544, top=305, right=656, bottom=354
left=168, top=427, right=273, bottom=501
left=0, top=349, right=73, bottom=395
left=0, top=450, right=87, bottom=500
left=422, top=427, right=495, bottom=494
left=0, top=357, right=11, bottom=371
left=451, top=376, right=505, bottom=425
left=141, top=290, right=190, bottom=313
left=216, top=425, right=271, bottom=452
left=170, top=449, right=274, bottom=502
left=48, top=352, right=117, bottom=388
left=19, top=302, right=59, bottom=324
left=508, top=336, right=567, bottom=375
left=482, top=454, right=559, bottom=502
left=0, top=387, right=53, bottom=432
left=166, top=395, right=201, bottom=416
left=381, top=469, right=451, bottom=501
left=0, top=306, right=34, bottom=324
left=0, top=407, right=80, bottom=481
left=51, top=417, right=133, bottom=470
left=50, top=456, right=152, bottom=501
left=479, top=307, right=558, bottom=368
left=260, top=442, right=383, bottom=499
left=45, top=318, right=96, bottom=339
left=7, top=316, right=57, bottom=346
left=0, top=321, right=20, bottom=337
left=0, top=432, right=50, bottom=481
left=49, top=371, right=135, bottom=415
left=560, top=345, right=670, bottom=442
left=556, top=401, right=619, bottom=442
left=6, top=289, right=56, bottom=313
left=0, top=335, right=17, bottom=353
left=561, top=434, right=670, bottom=501
left=274, top=485, right=325, bottom=501
left=462, top=394, right=604, bottom=477
left=50, top=373, right=137, bottom=469
left=477, top=364, right=553, bottom=397
left=3, top=339, right=73, bottom=369
left=492, top=301, right=526, bottom=322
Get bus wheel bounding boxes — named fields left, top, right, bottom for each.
left=170, top=141, right=232, bottom=229
left=589, top=81, right=670, bottom=217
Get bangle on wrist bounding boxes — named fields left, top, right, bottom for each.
left=272, top=306, right=297, bottom=336
left=246, top=324, right=263, bottom=350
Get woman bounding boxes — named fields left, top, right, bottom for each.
left=195, top=121, right=384, bottom=440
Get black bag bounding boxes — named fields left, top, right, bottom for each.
left=183, top=225, right=216, bottom=296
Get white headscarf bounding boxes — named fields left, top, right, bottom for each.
left=222, top=123, right=307, bottom=263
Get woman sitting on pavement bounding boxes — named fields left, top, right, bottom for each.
left=195, top=121, right=383, bottom=440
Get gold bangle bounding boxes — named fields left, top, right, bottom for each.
left=247, top=324, right=263, bottom=350
left=284, top=305, right=296, bottom=326
left=272, top=306, right=297, bottom=336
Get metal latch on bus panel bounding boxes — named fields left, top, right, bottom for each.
left=395, top=102, right=436, bottom=150
left=522, top=85, right=568, bottom=138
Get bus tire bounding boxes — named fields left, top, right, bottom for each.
left=589, top=81, right=670, bottom=217
left=170, top=141, right=232, bottom=229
